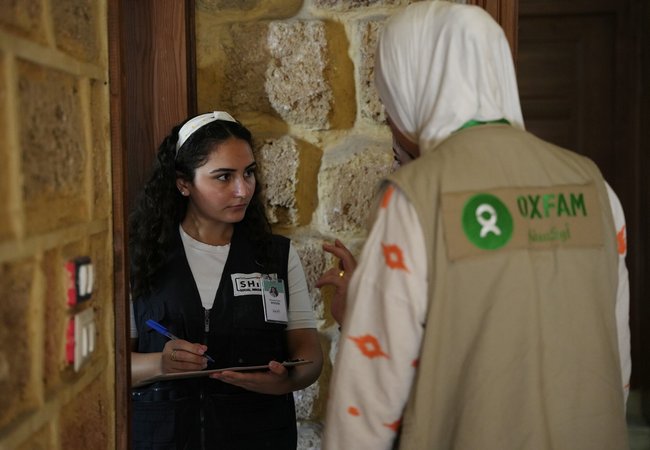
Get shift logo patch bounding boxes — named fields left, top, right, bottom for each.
left=462, top=193, right=513, bottom=250
left=231, top=273, right=263, bottom=297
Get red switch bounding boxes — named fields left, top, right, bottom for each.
left=65, top=257, right=94, bottom=306
left=65, top=317, right=75, bottom=365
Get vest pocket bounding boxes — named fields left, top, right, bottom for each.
left=232, top=295, right=286, bottom=331
left=229, top=297, right=287, bottom=365
left=204, top=392, right=295, bottom=434
left=131, top=384, right=197, bottom=449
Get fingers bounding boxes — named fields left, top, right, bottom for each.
left=322, top=239, right=357, bottom=273
left=316, top=266, right=348, bottom=325
left=210, top=370, right=239, bottom=384
left=169, top=348, right=208, bottom=366
left=322, top=240, right=351, bottom=261
left=162, top=340, right=209, bottom=373
left=315, top=268, right=347, bottom=289
left=209, top=361, right=289, bottom=394
left=319, top=239, right=353, bottom=325
left=268, top=360, right=288, bottom=375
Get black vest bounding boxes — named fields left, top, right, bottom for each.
left=132, top=227, right=297, bottom=450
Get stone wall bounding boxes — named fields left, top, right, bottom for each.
left=0, top=1, right=113, bottom=449
left=195, top=0, right=462, bottom=447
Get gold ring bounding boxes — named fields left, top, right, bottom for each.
left=171, top=350, right=177, bottom=361
left=338, top=270, right=345, bottom=278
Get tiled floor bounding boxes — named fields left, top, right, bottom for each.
left=628, top=391, right=650, bottom=450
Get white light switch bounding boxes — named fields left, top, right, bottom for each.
left=73, top=308, right=95, bottom=372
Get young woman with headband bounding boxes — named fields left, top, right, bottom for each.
left=129, top=111, right=322, bottom=449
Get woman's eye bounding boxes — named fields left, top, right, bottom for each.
left=244, top=168, right=256, bottom=178
left=216, top=174, right=230, bottom=181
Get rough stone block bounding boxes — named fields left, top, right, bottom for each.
left=0, top=0, right=46, bottom=43
left=354, top=17, right=387, bottom=124
left=197, top=19, right=333, bottom=130
left=196, top=21, right=273, bottom=116
left=297, top=421, right=323, bottom=450
left=289, top=236, right=329, bottom=319
left=294, top=378, right=324, bottom=421
left=314, top=136, right=393, bottom=233
left=323, top=20, right=357, bottom=130
left=51, top=0, right=100, bottom=63
left=313, top=0, right=401, bottom=11
left=198, top=0, right=259, bottom=11
left=59, top=375, right=111, bottom=449
left=256, top=136, right=321, bottom=226
left=256, top=136, right=299, bottom=224
left=16, top=422, right=51, bottom=450
left=0, top=55, right=12, bottom=242
left=0, top=259, right=37, bottom=429
left=42, top=247, right=66, bottom=393
left=266, top=21, right=332, bottom=129
left=17, top=60, right=88, bottom=235
left=90, top=80, right=110, bottom=220
left=196, top=0, right=302, bottom=18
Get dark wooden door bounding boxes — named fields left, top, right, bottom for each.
left=517, top=0, right=649, bottom=415
left=108, top=1, right=195, bottom=447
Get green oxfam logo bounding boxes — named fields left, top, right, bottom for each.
left=462, top=194, right=513, bottom=250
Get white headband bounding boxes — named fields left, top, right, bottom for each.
left=176, top=111, right=237, bottom=154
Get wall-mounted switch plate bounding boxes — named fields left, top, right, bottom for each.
left=65, top=308, right=96, bottom=372
left=65, top=318, right=75, bottom=366
left=66, top=256, right=94, bottom=306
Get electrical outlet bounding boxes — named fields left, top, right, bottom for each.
left=66, top=308, right=96, bottom=372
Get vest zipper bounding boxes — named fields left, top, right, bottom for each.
left=204, top=308, right=211, bottom=336
left=199, top=308, right=210, bottom=449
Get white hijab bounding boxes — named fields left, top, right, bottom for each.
left=375, top=1, right=524, bottom=154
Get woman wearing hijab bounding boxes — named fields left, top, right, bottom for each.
left=323, top=2, right=630, bottom=449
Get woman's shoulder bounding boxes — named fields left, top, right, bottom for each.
left=270, top=233, right=290, bottom=244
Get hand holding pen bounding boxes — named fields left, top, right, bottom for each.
left=146, top=319, right=216, bottom=372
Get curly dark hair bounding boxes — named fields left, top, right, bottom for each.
left=128, top=116, right=272, bottom=300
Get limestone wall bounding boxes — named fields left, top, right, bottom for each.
left=0, top=1, right=113, bottom=449
left=195, top=0, right=462, bottom=447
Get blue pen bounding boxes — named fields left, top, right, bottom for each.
left=146, top=319, right=216, bottom=363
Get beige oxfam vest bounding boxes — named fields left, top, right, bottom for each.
left=388, top=125, right=627, bottom=450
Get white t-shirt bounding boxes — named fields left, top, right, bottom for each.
left=130, top=227, right=316, bottom=337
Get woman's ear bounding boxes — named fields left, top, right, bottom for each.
left=176, top=178, right=191, bottom=196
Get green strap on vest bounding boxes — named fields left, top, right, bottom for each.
left=456, top=118, right=510, bottom=132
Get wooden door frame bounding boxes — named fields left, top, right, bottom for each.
left=107, top=3, right=129, bottom=448
left=109, top=1, right=195, bottom=448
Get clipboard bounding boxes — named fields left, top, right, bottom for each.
left=133, top=359, right=312, bottom=388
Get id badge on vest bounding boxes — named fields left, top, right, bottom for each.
left=261, top=277, right=288, bottom=324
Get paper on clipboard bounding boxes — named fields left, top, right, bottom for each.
left=133, top=360, right=312, bottom=388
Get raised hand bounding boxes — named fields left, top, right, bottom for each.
left=315, top=239, right=357, bottom=325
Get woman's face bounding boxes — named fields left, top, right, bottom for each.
left=386, top=114, right=420, bottom=166
left=178, top=137, right=256, bottom=227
